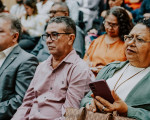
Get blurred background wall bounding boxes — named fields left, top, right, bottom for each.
left=2, top=0, right=16, bottom=10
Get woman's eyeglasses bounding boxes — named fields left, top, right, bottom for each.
left=103, top=20, right=119, bottom=29
left=124, top=35, right=150, bottom=43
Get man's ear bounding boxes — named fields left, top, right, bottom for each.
left=12, top=32, right=19, bottom=43
left=68, top=34, right=75, bottom=45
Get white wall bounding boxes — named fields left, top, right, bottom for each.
left=2, top=0, right=16, bottom=11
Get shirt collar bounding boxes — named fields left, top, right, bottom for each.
left=62, top=49, right=78, bottom=64
left=2, top=44, right=18, bottom=57
left=48, top=49, right=78, bottom=66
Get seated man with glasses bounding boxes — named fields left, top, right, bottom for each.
left=12, top=16, right=95, bottom=120
left=31, top=2, right=85, bottom=62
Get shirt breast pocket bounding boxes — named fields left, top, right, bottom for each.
left=53, top=79, right=68, bottom=98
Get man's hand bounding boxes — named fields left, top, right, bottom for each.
left=90, top=66, right=104, bottom=74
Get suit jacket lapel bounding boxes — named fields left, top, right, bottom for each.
left=0, top=45, right=21, bottom=76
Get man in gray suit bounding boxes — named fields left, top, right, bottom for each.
left=0, top=13, right=38, bottom=119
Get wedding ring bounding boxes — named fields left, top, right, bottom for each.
left=101, top=106, right=106, bottom=112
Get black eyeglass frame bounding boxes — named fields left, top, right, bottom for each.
left=103, top=20, right=119, bottom=28
left=103, top=20, right=119, bottom=29
left=42, top=32, right=71, bottom=41
left=49, top=10, right=67, bottom=14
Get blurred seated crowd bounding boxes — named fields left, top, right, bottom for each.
left=0, top=0, right=150, bottom=119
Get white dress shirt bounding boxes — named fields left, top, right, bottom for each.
left=10, top=4, right=26, bottom=18
left=66, top=0, right=79, bottom=24
left=36, top=0, right=53, bottom=15
left=0, top=45, right=17, bottom=68
left=21, top=15, right=46, bottom=37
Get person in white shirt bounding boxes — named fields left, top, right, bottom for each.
left=36, top=0, right=53, bottom=15
left=10, top=0, right=26, bottom=18
left=21, top=0, right=45, bottom=37
left=65, top=0, right=79, bottom=24
left=36, top=0, right=54, bottom=22
left=79, top=0, right=104, bottom=32
left=19, top=0, right=46, bottom=52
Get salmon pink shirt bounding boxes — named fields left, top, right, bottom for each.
left=12, top=50, right=95, bottom=120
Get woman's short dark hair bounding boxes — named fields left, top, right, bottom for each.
left=24, top=0, right=37, bottom=18
left=48, top=16, right=76, bottom=36
left=101, top=6, right=133, bottom=41
left=138, top=18, right=150, bottom=30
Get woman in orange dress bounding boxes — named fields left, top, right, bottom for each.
left=84, top=7, right=133, bottom=75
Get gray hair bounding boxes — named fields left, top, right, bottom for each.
left=48, top=16, right=76, bottom=35
left=0, top=13, right=22, bottom=41
left=51, top=2, right=69, bottom=15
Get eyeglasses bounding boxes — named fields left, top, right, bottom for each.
left=124, top=35, right=150, bottom=43
left=103, top=20, right=119, bottom=28
left=49, top=10, right=66, bottom=15
left=109, top=0, right=117, bottom=2
left=42, top=32, right=71, bottom=41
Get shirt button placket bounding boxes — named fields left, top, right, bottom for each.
left=50, top=71, right=56, bottom=91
